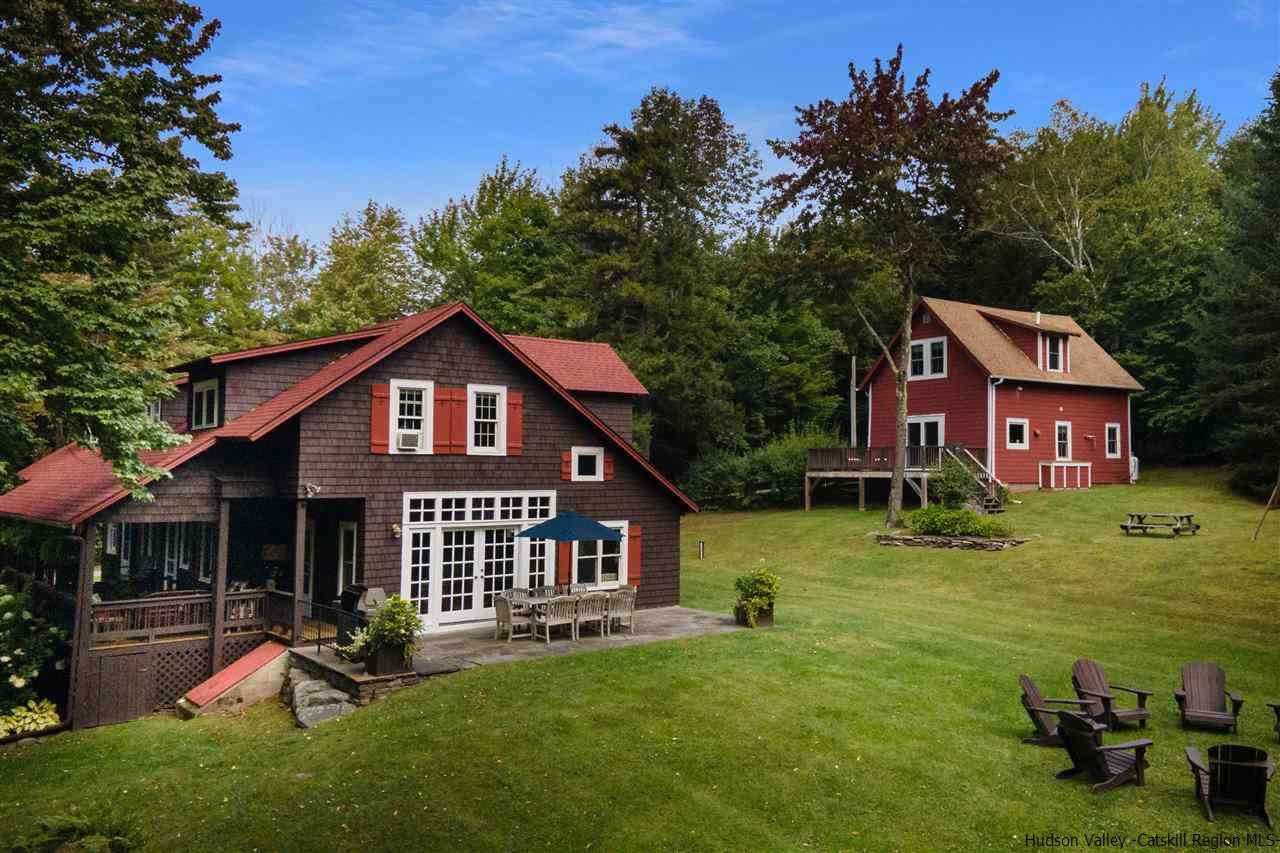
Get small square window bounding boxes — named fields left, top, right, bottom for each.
left=1006, top=418, right=1029, bottom=450
left=571, top=447, right=605, bottom=482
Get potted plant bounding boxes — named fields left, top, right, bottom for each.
left=338, top=595, right=421, bottom=675
left=733, top=569, right=780, bottom=628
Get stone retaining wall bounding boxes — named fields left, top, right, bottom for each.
left=287, top=651, right=423, bottom=706
left=875, top=533, right=1030, bottom=551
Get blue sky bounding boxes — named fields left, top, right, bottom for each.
left=196, top=0, right=1279, bottom=243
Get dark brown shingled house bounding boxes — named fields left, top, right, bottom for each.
left=0, top=302, right=696, bottom=727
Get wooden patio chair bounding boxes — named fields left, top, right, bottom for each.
left=494, top=596, right=531, bottom=642
left=1072, top=658, right=1152, bottom=729
left=575, top=592, right=608, bottom=639
left=1055, top=711, right=1152, bottom=793
left=1269, top=703, right=1280, bottom=741
left=1175, top=661, right=1244, bottom=732
left=506, top=588, right=533, bottom=616
left=531, top=595, right=577, bottom=643
left=1185, top=744, right=1275, bottom=827
left=607, top=586, right=637, bottom=636
left=1018, top=674, right=1093, bottom=746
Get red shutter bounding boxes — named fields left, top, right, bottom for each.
left=506, top=390, right=523, bottom=456
left=627, top=524, right=642, bottom=589
left=604, top=453, right=615, bottom=481
left=434, top=387, right=467, bottom=454
left=556, top=542, right=572, bottom=585
left=561, top=450, right=572, bottom=480
left=371, top=383, right=390, bottom=454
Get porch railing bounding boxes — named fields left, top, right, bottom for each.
left=807, top=445, right=951, bottom=472
left=265, top=589, right=295, bottom=633
left=307, top=600, right=367, bottom=655
left=90, top=593, right=215, bottom=645
left=224, top=590, right=266, bottom=633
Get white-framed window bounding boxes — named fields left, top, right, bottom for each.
left=1006, top=417, right=1030, bottom=450
left=908, top=336, right=947, bottom=380
left=390, top=379, right=433, bottom=454
left=467, top=384, right=506, bottom=455
left=400, top=490, right=558, bottom=627
left=1105, top=423, right=1121, bottom=459
left=1046, top=335, right=1063, bottom=372
left=572, top=520, right=628, bottom=589
left=1055, top=421, right=1072, bottom=461
left=190, top=378, right=219, bottom=430
left=149, top=399, right=165, bottom=423
left=571, top=446, right=605, bottom=482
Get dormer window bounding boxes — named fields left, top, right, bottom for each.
left=390, top=379, right=433, bottom=454
left=1046, top=335, right=1064, bottom=372
left=149, top=399, right=164, bottom=423
left=908, top=336, right=947, bottom=380
left=190, top=379, right=219, bottom=430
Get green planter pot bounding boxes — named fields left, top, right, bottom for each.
left=365, top=645, right=411, bottom=676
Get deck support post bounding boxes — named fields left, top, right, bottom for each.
left=858, top=477, right=866, bottom=512
left=292, top=499, right=306, bottom=646
left=211, top=499, right=230, bottom=670
left=68, top=522, right=97, bottom=730
left=920, top=475, right=928, bottom=507
left=804, top=475, right=812, bottom=511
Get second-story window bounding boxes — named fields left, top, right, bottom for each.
left=908, top=336, right=947, bottom=380
left=1046, top=335, right=1064, bottom=372
left=467, top=384, right=506, bottom=455
left=390, top=379, right=433, bottom=454
left=149, top=399, right=165, bottom=423
left=190, top=379, right=219, bottom=430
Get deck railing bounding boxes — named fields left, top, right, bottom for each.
left=224, top=590, right=267, bottom=633
left=90, top=593, right=215, bottom=645
left=308, top=600, right=367, bottom=655
left=807, top=445, right=950, bottom=472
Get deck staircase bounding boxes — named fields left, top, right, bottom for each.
left=944, top=446, right=1005, bottom=514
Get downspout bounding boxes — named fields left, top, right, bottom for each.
left=988, top=376, right=1005, bottom=483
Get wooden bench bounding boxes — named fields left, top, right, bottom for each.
left=1120, top=512, right=1200, bottom=535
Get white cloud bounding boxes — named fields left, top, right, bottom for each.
left=211, top=0, right=720, bottom=90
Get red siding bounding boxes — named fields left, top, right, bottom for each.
left=867, top=314, right=988, bottom=450
left=994, top=382, right=1130, bottom=485
left=993, top=321, right=1039, bottom=365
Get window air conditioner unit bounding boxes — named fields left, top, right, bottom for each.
left=397, top=430, right=421, bottom=451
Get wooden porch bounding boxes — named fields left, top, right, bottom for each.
left=804, top=445, right=998, bottom=511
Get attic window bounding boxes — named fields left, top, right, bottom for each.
left=908, top=336, right=947, bottom=380
left=1046, top=335, right=1064, bottom=372
left=920, top=311, right=932, bottom=324
left=190, top=379, right=219, bottom=430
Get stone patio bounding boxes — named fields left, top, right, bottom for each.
left=287, top=606, right=740, bottom=713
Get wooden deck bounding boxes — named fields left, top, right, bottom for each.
left=804, top=445, right=997, bottom=511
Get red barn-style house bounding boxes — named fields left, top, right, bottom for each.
left=855, top=297, right=1142, bottom=493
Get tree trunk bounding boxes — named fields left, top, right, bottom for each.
left=885, top=292, right=914, bottom=527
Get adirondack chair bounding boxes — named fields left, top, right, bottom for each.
left=1018, top=675, right=1093, bottom=746
left=1055, top=711, right=1152, bottom=793
left=1174, top=662, right=1244, bottom=732
left=1185, top=744, right=1275, bottom=827
left=1072, top=659, right=1152, bottom=729
left=1268, top=703, right=1280, bottom=742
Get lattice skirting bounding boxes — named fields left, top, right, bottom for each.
left=152, top=642, right=212, bottom=709
left=221, top=633, right=268, bottom=669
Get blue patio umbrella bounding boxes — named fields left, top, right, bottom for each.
left=515, top=511, right=622, bottom=542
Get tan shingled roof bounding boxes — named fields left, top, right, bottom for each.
left=922, top=297, right=1143, bottom=390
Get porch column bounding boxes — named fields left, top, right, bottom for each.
left=858, top=477, right=866, bottom=512
left=68, top=522, right=97, bottom=730
left=803, top=475, right=812, bottom=511
left=292, top=499, right=306, bottom=646
left=211, top=499, right=230, bottom=670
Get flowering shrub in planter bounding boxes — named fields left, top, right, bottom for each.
left=0, top=583, right=64, bottom=709
left=733, top=569, right=780, bottom=628
left=337, top=595, right=421, bottom=675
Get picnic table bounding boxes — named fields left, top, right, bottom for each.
left=1120, top=512, right=1200, bottom=535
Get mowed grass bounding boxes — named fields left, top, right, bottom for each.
left=1, top=468, right=1277, bottom=851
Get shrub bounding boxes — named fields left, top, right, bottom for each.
left=908, top=505, right=1012, bottom=538
left=11, top=805, right=142, bottom=852
left=0, top=582, right=65, bottom=708
left=931, top=457, right=984, bottom=508
left=365, top=595, right=422, bottom=666
left=733, top=569, right=780, bottom=627
left=682, top=425, right=841, bottom=509
left=0, top=698, right=60, bottom=738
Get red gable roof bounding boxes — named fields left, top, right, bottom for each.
left=506, top=335, right=647, bottom=395
left=0, top=303, right=694, bottom=526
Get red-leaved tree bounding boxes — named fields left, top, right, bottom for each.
left=769, top=45, right=1011, bottom=526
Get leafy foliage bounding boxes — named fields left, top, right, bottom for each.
left=0, top=2, right=238, bottom=494
left=363, top=595, right=422, bottom=667
left=11, top=804, right=141, bottom=852
left=930, top=457, right=984, bottom=508
left=733, top=568, right=780, bottom=627
left=908, top=505, right=1011, bottom=538
left=1194, top=72, right=1280, bottom=498
left=681, top=426, right=841, bottom=509
left=0, top=583, right=65, bottom=708
left=0, top=698, right=60, bottom=739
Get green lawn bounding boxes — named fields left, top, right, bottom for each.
left=2, top=468, right=1278, bottom=851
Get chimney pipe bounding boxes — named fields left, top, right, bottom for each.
left=1035, top=311, right=1041, bottom=325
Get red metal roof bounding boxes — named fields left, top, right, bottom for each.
left=506, top=336, right=648, bottom=395
left=0, top=303, right=694, bottom=525
left=168, top=322, right=398, bottom=372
